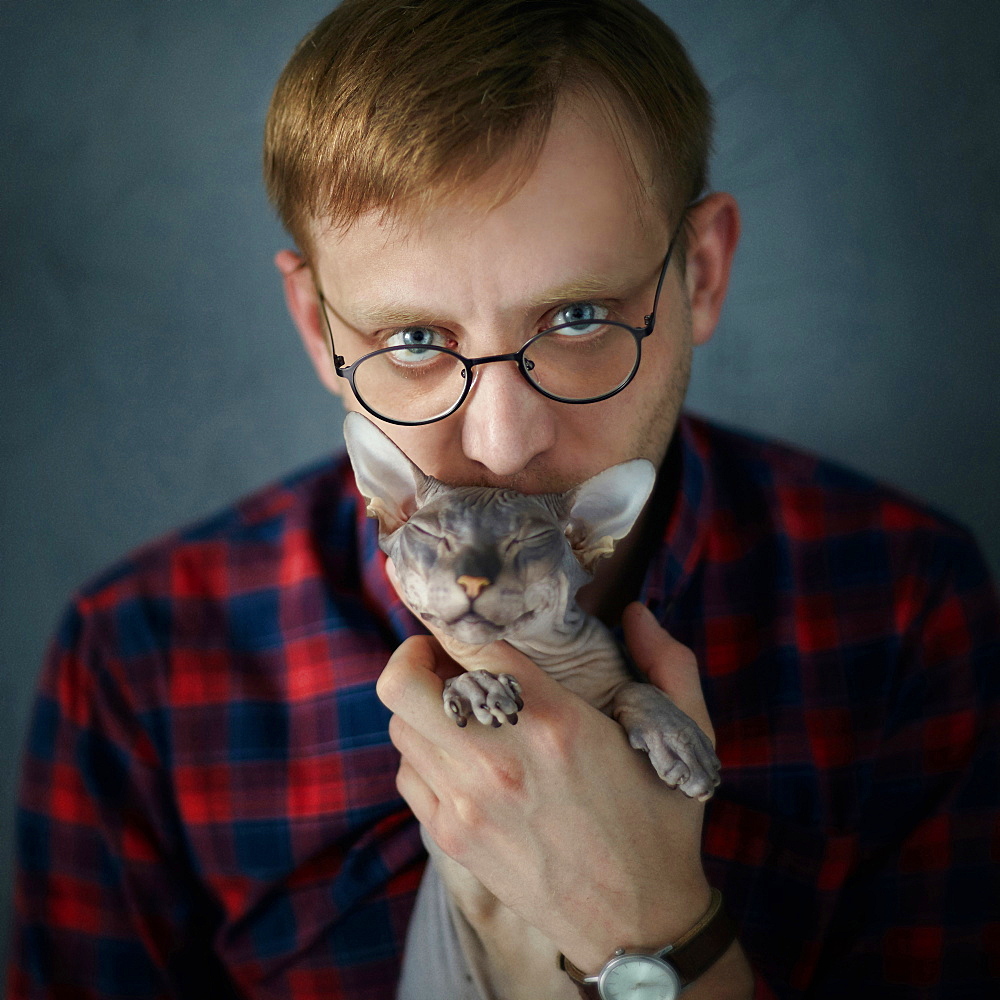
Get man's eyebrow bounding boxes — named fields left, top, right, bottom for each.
left=343, top=303, right=437, bottom=329
left=536, top=273, right=623, bottom=304
left=344, top=273, right=626, bottom=329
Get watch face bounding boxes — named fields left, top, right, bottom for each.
left=598, top=954, right=682, bottom=1000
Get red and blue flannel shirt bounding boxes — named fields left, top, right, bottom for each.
left=7, top=414, right=1000, bottom=999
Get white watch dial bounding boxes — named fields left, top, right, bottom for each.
left=599, top=954, right=681, bottom=1000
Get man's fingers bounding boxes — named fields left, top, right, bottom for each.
left=376, top=634, right=456, bottom=716
left=378, top=635, right=534, bottom=756
left=622, top=602, right=714, bottom=743
left=383, top=655, right=475, bottom=808
left=395, top=756, right=439, bottom=825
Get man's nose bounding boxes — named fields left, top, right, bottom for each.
left=460, top=359, right=556, bottom=477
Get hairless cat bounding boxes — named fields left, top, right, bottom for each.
left=344, top=411, right=720, bottom=800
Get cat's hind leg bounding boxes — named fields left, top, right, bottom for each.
left=443, top=669, right=524, bottom=728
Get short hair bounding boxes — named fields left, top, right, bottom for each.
left=264, top=0, right=712, bottom=256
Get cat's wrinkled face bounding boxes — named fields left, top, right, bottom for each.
left=382, top=485, right=589, bottom=646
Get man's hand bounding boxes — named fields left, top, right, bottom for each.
left=377, top=593, right=718, bottom=974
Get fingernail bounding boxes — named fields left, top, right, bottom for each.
left=635, top=602, right=657, bottom=628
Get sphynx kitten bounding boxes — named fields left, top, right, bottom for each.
left=343, top=412, right=720, bottom=1000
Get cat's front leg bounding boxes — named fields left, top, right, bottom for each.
left=611, top=682, right=721, bottom=801
left=443, top=669, right=524, bottom=728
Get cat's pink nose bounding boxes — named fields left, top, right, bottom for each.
left=456, top=575, right=491, bottom=599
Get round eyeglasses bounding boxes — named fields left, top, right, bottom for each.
left=316, top=220, right=684, bottom=427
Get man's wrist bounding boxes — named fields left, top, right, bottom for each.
left=570, top=880, right=714, bottom=976
left=561, top=887, right=736, bottom=998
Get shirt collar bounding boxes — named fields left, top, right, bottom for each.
left=637, top=413, right=713, bottom=619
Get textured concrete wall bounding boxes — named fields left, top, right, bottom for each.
left=3, top=0, right=998, bottom=973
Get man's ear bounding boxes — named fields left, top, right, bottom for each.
left=565, top=459, right=657, bottom=570
left=342, top=411, right=428, bottom=535
left=681, top=192, right=741, bottom=347
left=275, top=249, right=343, bottom=397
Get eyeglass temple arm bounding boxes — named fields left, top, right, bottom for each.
left=643, top=211, right=689, bottom=333
left=289, top=258, right=349, bottom=374
left=316, top=290, right=348, bottom=374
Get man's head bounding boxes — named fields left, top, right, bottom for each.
left=267, top=0, right=739, bottom=498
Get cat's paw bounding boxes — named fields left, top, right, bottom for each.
left=633, top=722, right=720, bottom=801
left=612, top=683, right=721, bottom=801
left=442, top=670, right=524, bottom=728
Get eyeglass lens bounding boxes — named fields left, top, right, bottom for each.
left=350, top=320, right=640, bottom=423
left=353, top=346, right=467, bottom=423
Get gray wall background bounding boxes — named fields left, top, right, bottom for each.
left=2, top=0, right=998, bottom=978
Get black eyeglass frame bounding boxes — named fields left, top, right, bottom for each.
left=315, top=216, right=686, bottom=427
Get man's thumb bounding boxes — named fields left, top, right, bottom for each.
left=621, top=602, right=714, bottom=741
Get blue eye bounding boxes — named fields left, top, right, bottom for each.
left=551, top=302, right=610, bottom=334
left=385, top=327, right=449, bottom=360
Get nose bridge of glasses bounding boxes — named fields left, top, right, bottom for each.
left=461, top=347, right=544, bottom=399
left=465, top=349, right=527, bottom=370
left=449, top=349, right=548, bottom=429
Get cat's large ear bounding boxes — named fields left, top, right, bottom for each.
left=342, top=412, right=428, bottom=535
left=565, top=459, right=657, bottom=571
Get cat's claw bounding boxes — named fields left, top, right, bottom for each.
left=612, top=682, right=721, bottom=801
left=443, top=670, right=524, bottom=728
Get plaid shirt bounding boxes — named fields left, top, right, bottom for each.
left=8, top=414, right=1000, bottom=999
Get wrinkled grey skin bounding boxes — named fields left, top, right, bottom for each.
left=344, top=412, right=720, bottom=800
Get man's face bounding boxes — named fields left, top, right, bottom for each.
left=299, top=95, right=724, bottom=493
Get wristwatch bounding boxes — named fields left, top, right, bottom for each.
left=559, top=889, right=736, bottom=999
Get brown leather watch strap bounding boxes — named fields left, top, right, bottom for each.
left=560, top=888, right=737, bottom=996
left=666, top=888, right=737, bottom=984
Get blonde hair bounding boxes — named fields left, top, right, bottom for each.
left=264, top=0, right=712, bottom=256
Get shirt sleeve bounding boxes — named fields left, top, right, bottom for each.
left=5, top=599, right=240, bottom=1000
left=806, top=527, right=1000, bottom=996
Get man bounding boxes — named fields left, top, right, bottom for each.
left=7, top=1, right=999, bottom=998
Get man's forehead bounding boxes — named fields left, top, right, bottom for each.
left=308, top=88, right=666, bottom=268
left=313, top=197, right=658, bottom=322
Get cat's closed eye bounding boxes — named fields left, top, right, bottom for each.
left=503, top=528, right=560, bottom=555
left=519, top=528, right=557, bottom=544
left=408, top=524, right=452, bottom=551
